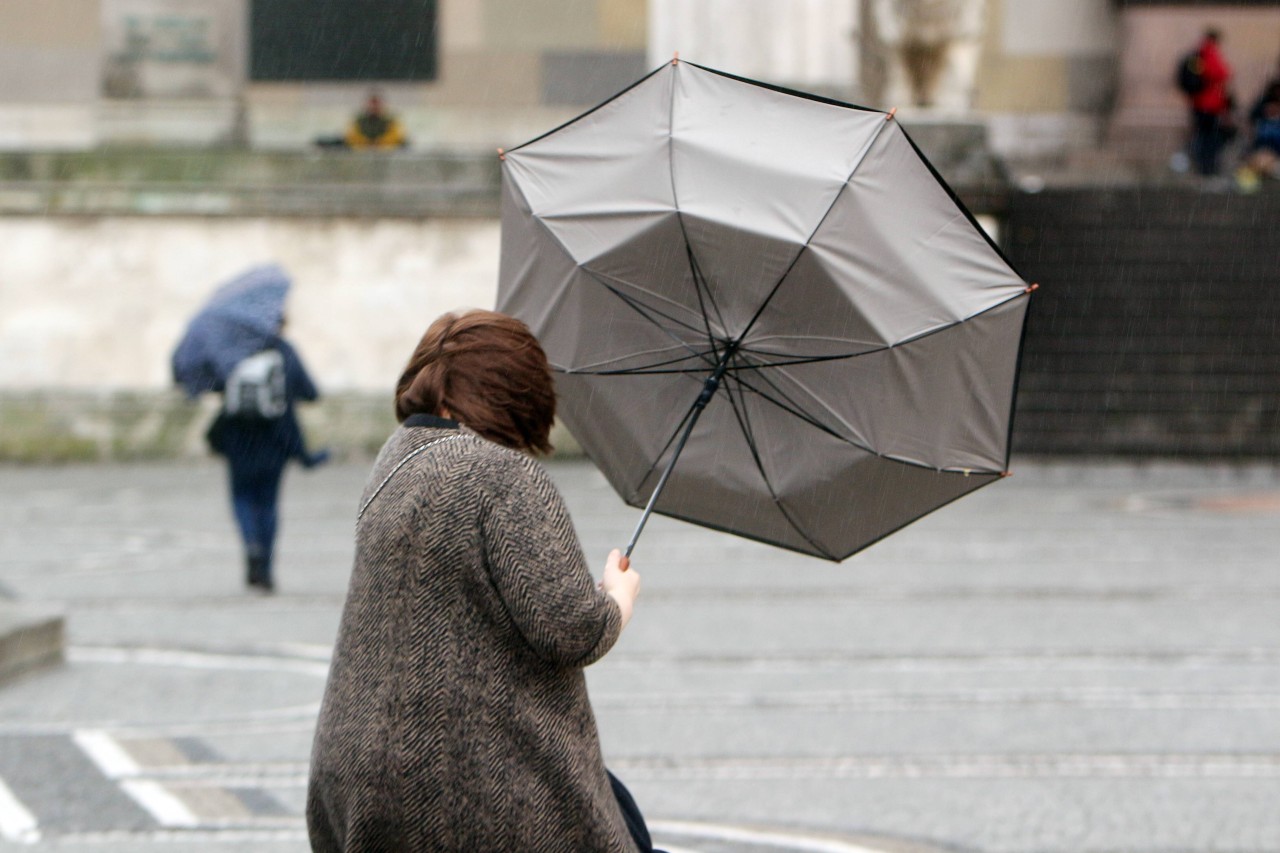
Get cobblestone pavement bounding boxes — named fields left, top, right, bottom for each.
left=2, top=457, right=1280, bottom=851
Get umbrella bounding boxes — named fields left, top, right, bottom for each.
left=496, top=60, right=1034, bottom=562
left=171, top=264, right=291, bottom=397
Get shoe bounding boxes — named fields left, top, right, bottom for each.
left=246, top=553, right=270, bottom=589
left=1236, top=167, right=1261, bottom=194
left=303, top=448, right=331, bottom=469
left=248, top=577, right=275, bottom=594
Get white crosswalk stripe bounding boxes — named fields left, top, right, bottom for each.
left=0, top=774, right=40, bottom=844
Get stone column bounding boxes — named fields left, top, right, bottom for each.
left=860, top=0, right=986, bottom=111
left=0, top=0, right=101, bottom=149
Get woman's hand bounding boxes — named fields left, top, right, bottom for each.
left=601, top=548, right=641, bottom=630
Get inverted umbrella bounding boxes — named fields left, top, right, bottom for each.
left=497, top=60, right=1034, bottom=562
left=172, top=264, right=291, bottom=397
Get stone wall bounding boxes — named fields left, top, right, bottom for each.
left=0, top=209, right=507, bottom=462
left=0, top=214, right=501, bottom=392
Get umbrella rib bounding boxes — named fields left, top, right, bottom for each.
left=516, top=199, right=713, bottom=355
left=629, top=376, right=711, bottom=527
left=732, top=114, right=899, bottom=347
left=628, top=379, right=704, bottom=515
left=665, top=67, right=728, bottom=356
left=583, top=272, right=719, bottom=367
left=584, top=269, right=711, bottom=338
left=721, top=368, right=833, bottom=559
left=726, top=363, right=864, bottom=451
left=725, top=288, right=1034, bottom=369
left=687, top=245, right=728, bottom=356
left=507, top=63, right=669, bottom=154
left=734, top=351, right=989, bottom=476
left=559, top=346, right=720, bottom=375
left=738, top=362, right=1004, bottom=475
left=566, top=365, right=725, bottom=376
left=725, top=350, right=863, bottom=369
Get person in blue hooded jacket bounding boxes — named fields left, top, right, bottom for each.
left=206, top=327, right=329, bottom=592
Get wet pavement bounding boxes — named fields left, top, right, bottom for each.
left=2, top=457, right=1280, bottom=851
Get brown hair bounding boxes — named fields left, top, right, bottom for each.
left=395, top=310, right=556, bottom=454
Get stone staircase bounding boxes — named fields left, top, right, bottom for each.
left=1006, top=186, right=1280, bottom=456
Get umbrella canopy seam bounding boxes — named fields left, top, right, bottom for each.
left=718, top=366, right=835, bottom=558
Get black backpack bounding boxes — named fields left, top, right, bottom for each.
left=1176, top=50, right=1205, bottom=96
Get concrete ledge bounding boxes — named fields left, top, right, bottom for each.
left=0, top=390, right=583, bottom=463
left=0, top=149, right=501, bottom=217
left=0, top=604, right=65, bottom=685
left=0, top=139, right=1008, bottom=219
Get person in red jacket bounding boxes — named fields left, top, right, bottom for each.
left=1186, top=28, right=1235, bottom=176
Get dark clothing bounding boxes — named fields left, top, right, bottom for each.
left=307, top=418, right=636, bottom=852
left=345, top=109, right=407, bottom=149
left=609, top=771, right=656, bottom=852
left=206, top=339, right=318, bottom=473
left=206, top=338, right=321, bottom=585
left=228, top=463, right=281, bottom=568
left=1252, top=114, right=1280, bottom=155
left=1187, top=38, right=1234, bottom=175
left=1246, top=79, right=1280, bottom=154
left=1248, top=80, right=1280, bottom=124
left=355, top=113, right=391, bottom=142
left=1191, top=109, right=1229, bottom=176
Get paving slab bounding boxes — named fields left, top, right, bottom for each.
left=1, top=457, right=1279, bottom=851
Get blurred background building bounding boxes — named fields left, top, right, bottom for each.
left=1, top=0, right=1279, bottom=461
left=1, top=1, right=1277, bottom=163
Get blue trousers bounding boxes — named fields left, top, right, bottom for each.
left=228, top=462, right=284, bottom=580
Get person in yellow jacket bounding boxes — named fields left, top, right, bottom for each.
left=344, top=93, right=408, bottom=150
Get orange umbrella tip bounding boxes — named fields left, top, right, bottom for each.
left=1026, top=283, right=1039, bottom=293
left=497, top=147, right=506, bottom=160
left=672, top=51, right=680, bottom=64
left=886, top=107, right=898, bottom=121
left=1001, top=470, right=1014, bottom=478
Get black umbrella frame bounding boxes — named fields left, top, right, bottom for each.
left=498, top=59, right=1035, bottom=562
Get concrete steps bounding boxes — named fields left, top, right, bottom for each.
left=1007, top=187, right=1280, bottom=457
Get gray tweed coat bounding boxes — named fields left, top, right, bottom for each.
left=307, top=415, right=636, bottom=852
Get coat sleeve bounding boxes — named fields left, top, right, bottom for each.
left=480, top=452, right=622, bottom=668
left=278, top=340, right=319, bottom=402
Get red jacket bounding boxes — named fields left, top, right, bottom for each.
left=1192, top=38, right=1232, bottom=115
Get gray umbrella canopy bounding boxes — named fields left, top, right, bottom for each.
left=497, top=60, right=1032, bottom=562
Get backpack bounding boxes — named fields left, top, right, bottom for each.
left=1176, top=50, right=1205, bottom=96
left=223, top=349, right=287, bottom=420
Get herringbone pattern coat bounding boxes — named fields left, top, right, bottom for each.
left=307, top=418, right=635, bottom=852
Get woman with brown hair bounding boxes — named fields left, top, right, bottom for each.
left=306, top=309, right=649, bottom=852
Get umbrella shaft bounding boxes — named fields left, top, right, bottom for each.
left=624, top=397, right=707, bottom=558
left=624, top=345, right=736, bottom=558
